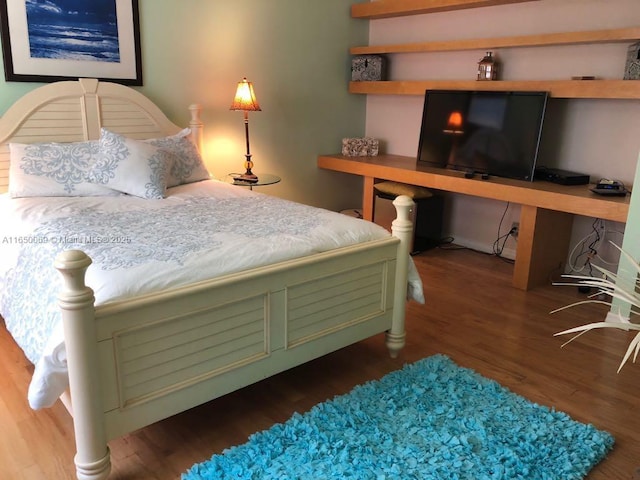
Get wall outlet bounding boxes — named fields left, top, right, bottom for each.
left=510, top=222, right=519, bottom=238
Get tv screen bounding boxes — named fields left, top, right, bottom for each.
left=417, top=90, right=548, bottom=181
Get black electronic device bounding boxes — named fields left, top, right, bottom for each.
left=534, top=166, right=590, bottom=185
left=590, top=179, right=628, bottom=196
left=417, top=89, right=548, bottom=182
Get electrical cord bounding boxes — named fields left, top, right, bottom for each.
left=438, top=203, right=516, bottom=264
left=492, top=231, right=515, bottom=263
left=429, top=209, right=621, bottom=275
left=568, top=218, right=603, bottom=275
left=491, top=202, right=516, bottom=263
left=567, top=218, right=622, bottom=275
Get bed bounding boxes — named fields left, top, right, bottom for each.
left=0, top=78, right=420, bottom=480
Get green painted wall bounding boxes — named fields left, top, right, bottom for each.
left=0, top=0, right=367, bottom=210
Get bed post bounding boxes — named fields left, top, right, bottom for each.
left=387, top=195, right=415, bottom=358
left=55, top=250, right=111, bottom=480
left=189, top=103, right=204, bottom=154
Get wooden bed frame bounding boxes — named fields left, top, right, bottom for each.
left=0, top=79, right=414, bottom=480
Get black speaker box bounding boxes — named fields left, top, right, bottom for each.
left=534, top=167, right=590, bottom=185
left=373, top=192, right=444, bottom=254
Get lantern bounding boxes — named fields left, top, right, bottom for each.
left=477, top=51, right=499, bottom=81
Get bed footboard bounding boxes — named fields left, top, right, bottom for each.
left=55, top=196, right=415, bottom=480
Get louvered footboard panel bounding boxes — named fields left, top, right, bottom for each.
left=286, top=262, right=388, bottom=348
left=112, top=294, right=269, bottom=408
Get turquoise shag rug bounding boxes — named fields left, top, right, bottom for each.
left=183, top=354, right=614, bottom=480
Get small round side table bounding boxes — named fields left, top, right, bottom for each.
left=226, top=173, right=281, bottom=190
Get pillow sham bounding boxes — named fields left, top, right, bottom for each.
left=89, top=129, right=173, bottom=199
left=145, top=128, right=210, bottom=187
left=8, top=141, right=118, bottom=198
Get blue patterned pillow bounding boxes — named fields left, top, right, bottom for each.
left=9, top=141, right=119, bottom=198
left=146, top=128, right=210, bottom=187
left=90, top=129, right=173, bottom=199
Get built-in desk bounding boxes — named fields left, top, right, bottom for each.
left=318, top=153, right=630, bottom=290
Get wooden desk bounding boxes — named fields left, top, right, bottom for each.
left=318, top=153, right=630, bottom=290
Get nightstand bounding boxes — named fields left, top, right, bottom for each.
left=226, top=173, right=281, bottom=190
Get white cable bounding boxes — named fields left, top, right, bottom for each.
left=567, top=220, right=606, bottom=273
left=568, top=220, right=624, bottom=273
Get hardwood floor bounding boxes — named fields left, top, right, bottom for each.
left=1, top=248, right=639, bottom=479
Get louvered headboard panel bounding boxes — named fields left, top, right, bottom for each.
left=0, top=78, right=203, bottom=194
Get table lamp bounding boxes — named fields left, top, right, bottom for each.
left=230, top=77, right=261, bottom=182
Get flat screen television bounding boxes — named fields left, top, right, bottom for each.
left=417, top=89, right=549, bottom=181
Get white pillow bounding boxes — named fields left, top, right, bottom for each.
left=8, top=141, right=118, bottom=198
left=145, top=128, right=210, bottom=187
left=89, top=129, right=173, bottom=199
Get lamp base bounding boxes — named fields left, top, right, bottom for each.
left=235, top=173, right=259, bottom=183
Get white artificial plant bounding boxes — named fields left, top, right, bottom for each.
left=553, top=245, right=640, bottom=372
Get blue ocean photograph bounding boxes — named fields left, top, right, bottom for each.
left=25, top=0, right=120, bottom=63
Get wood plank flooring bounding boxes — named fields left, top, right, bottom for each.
left=1, top=247, right=639, bottom=479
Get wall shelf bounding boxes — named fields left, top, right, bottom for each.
left=348, top=80, right=640, bottom=99
left=348, top=1, right=640, bottom=100
left=351, top=0, right=540, bottom=19
left=350, top=27, right=640, bottom=55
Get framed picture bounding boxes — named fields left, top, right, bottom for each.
left=0, top=0, right=142, bottom=85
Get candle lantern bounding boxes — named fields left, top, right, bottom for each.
left=477, top=51, right=499, bottom=81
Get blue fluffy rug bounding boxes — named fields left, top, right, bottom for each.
left=183, top=354, right=614, bottom=480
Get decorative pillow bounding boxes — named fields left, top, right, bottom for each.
left=8, top=141, right=119, bottom=198
left=145, top=128, right=210, bottom=187
left=89, top=129, right=173, bottom=199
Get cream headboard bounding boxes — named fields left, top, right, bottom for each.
left=0, top=78, right=203, bottom=194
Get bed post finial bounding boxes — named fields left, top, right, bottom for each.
left=55, top=250, right=111, bottom=480
left=189, top=103, right=204, bottom=155
left=386, top=195, right=414, bottom=358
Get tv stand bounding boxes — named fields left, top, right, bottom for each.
left=318, top=153, right=630, bottom=290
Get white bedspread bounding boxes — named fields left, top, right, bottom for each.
left=0, top=180, right=424, bottom=409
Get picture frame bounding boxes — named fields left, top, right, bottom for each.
left=0, top=0, right=142, bottom=85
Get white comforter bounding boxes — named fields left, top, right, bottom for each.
left=0, top=180, right=424, bottom=409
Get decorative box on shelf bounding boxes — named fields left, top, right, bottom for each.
left=624, top=42, right=640, bottom=80
left=342, top=137, right=379, bottom=157
left=351, top=55, right=388, bottom=81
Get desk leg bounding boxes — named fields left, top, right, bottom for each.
left=513, top=205, right=573, bottom=290
left=362, top=176, right=376, bottom=221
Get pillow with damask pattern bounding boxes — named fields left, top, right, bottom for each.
left=145, top=128, right=210, bottom=187
left=89, top=129, right=174, bottom=199
left=8, top=141, right=119, bottom=198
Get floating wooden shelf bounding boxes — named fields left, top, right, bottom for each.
left=351, top=0, right=540, bottom=19
left=350, top=27, right=640, bottom=55
left=348, top=80, right=640, bottom=99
